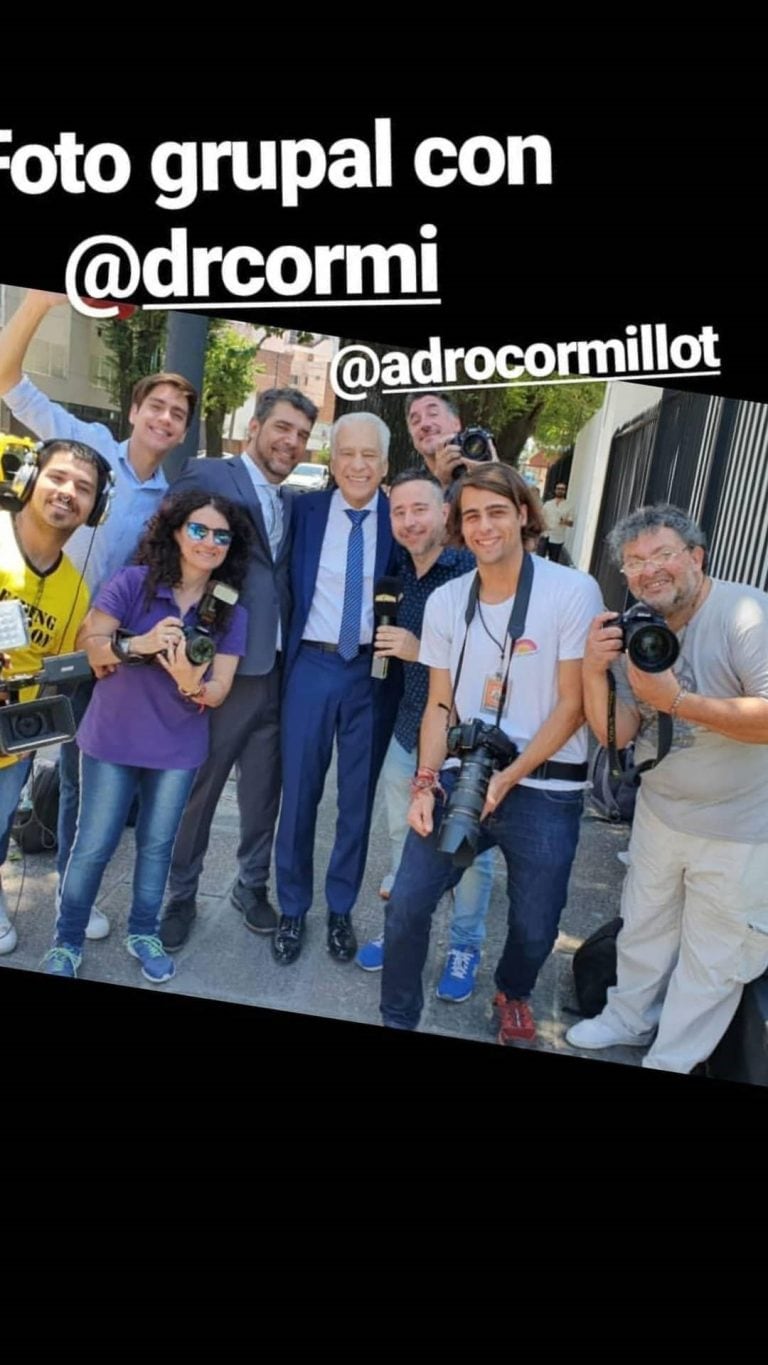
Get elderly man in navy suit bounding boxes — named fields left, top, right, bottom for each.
left=158, top=387, right=318, bottom=950
left=273, top=411, right=399, bottom=965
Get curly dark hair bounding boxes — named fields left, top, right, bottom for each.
left=134, top=488, right=254, bottom=634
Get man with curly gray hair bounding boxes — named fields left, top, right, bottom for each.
left=567, top=503, right=768, bottom=1073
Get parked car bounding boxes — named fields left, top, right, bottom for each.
left=282, top=462, right=330, bottom=493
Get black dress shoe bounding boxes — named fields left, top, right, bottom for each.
left=327, top=913, right=357, bottom=962
left=272, top=914, right=305, bottom=965
left=232, top=881, right=279, bottom=934
left=159, top=899, right=197, bottom=952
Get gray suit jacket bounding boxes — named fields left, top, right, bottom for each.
left=171, top=456, right=294, bottom=675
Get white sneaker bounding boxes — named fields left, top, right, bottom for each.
left=85, top=906, right=110, bottom=941
left=566, top=1015, right=654, bottom=1050
left=0, top=891, right=18, bottom=955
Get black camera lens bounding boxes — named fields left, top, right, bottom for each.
left=627, top=624, right=679, bottom=673
left=463, top=431, right=489, bottom=460
left=183, top=633, right=216, bottom=666
left=14, top=712, right=45, bottom=740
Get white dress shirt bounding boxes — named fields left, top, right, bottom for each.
left=303, top=489, right=379, bottom=645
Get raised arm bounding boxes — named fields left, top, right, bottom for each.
left=0, top=289, right=68, bottom=395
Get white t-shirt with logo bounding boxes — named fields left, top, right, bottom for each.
left=419, top=557, right=604, bottom=789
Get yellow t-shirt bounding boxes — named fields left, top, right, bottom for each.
left=0, top=513, right=90, bottom=769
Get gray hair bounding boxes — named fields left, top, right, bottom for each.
left=607, top=503, right=707, bottom=567
left=331, top=411, right=390, bottom=460
left=404, top=390, right=460, bottom=423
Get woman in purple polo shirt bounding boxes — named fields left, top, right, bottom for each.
left=40, top=489, right=252, bottom=985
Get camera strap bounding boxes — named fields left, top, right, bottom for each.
left=606, top=669, right=673, bottom=783
left=449, top=550, right=534, bottom=729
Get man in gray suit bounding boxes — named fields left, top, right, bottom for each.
left=159, top=387, right=318, bottom=949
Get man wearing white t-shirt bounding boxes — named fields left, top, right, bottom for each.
left=540, top=481, right=574, bottom=562
left=379, top=463, right=603, bottom=1042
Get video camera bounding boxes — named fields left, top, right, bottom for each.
left=0, top=600, right=92, bottom=757
left=437, top=719, right=518, bottom=867
left=448, top=427, right=495, bottom=480
left=607, top=603, right=679, bottom=673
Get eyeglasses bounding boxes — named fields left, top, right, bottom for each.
left=185, top=521, right=233, bottom=547
left=620, top=546, right=691, bottom=577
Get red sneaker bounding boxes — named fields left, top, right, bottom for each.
left=493, top=992, right=536, bottom=1044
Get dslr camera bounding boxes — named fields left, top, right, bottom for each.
left=123, top=582, right=240, bottom=667
left=179, top=582, right=239, bottom=664
left=448, top=427, right=494, bottom=479
left=437, top=719, right=518, bottom=867
left=608, top=603, right=679, bottom=674
left=0, top=600, right=92, bottom=757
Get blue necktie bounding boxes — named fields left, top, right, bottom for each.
left=338, top=509, right=370, bottom=661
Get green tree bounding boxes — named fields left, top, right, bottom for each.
left=202, top=322, right=317, bottom=456
left=101, top=311, right=168, bottom=437
left=202, top=320, right=260, bottom=457
left=459, top=374, right=606, bottom=463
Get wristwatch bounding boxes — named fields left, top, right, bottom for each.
left=110, top=631, right=147, bottom=666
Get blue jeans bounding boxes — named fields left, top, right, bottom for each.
left=0, top=757, right=33, bottom=867
left=381, top=735, right=494, bottom=950
left=56, top=754, right=196, bottom=950
left=380, top=770, right=584, bottom=1030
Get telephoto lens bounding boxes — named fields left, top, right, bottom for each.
left=437, top=720, right=518, bottom=867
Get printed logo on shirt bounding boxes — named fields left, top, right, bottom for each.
left=513, top=637, right=539, bottom=656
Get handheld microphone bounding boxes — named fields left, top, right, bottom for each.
left=371, top=575, right=403, bottom=680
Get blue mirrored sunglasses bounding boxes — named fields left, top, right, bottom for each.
left=185, top=521, right=233, bottom=547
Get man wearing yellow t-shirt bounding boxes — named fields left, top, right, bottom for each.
left=0, top=439, right=105, bottom=954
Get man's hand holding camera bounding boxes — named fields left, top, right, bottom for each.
left=432, top=433, right=499, bottom=486
left=584, top=610, right=680, bottom=711
left=582, top=611, right=625, bottom=675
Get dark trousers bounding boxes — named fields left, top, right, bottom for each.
left=275, top=645, right=386, bottom=919
left=380, top=771, right=584, bottom=1030
left=166, top=667, right=282, bottom=903
left=57, top=679, right=94, bottom=880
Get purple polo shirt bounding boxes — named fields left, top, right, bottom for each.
left=77, top=566, right=248, bottom=770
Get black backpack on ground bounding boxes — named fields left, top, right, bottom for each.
left=11, top=762, right=59, bottom=854
left=572, top=917, right=623, bottom=1017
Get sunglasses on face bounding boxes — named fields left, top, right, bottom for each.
left=184, top=521, right=233, bottom=547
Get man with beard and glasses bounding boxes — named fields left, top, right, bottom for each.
left=566, top=504, right=768, bottom=1074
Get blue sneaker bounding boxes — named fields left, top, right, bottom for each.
left=125, top=934, right=176, bottom=984
left=41, top=945, right=82, bottom=978
left=435, top=947, right=481, bottom=1003
left=356, top=935, right=385, bottom=972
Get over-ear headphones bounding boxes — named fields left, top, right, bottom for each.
left=0, top=435, right=115, bottom=527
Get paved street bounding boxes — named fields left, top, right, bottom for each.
left=0, top=753, right=643, bottom=1074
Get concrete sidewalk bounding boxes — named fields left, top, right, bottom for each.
left=0, top=755, right=641, bottom=1072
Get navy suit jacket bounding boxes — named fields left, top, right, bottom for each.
left=171, top=455, right=295, bottom=676
left=284, top=489, right=393, bottom=672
